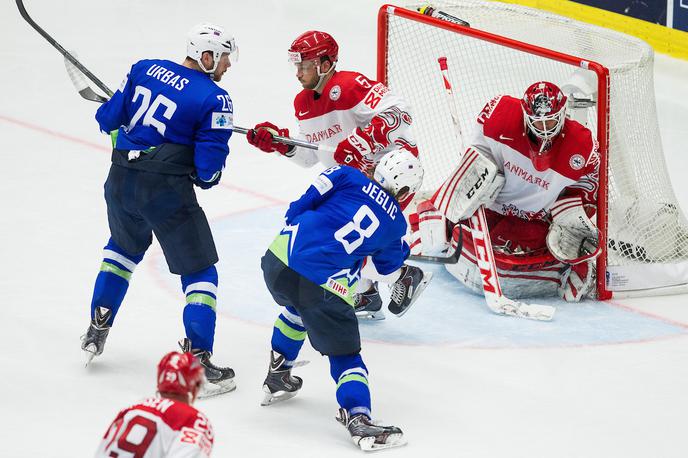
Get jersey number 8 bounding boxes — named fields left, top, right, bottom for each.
left=334, top=205, right=380, bottom=254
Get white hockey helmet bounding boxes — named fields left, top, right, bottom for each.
left=374, top=149, right=424, bottom=197
left=187, top=23, right=238, bottom=74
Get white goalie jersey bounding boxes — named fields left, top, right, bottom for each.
left=288, top=70, right=417, bottom=167
left=94, top=397, right=214, bottom=458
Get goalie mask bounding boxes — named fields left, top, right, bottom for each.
left=157, top=351, right=205, bottom=399
left=521, top=81, right=567, bottom=171
left=374, top=149, right=424, bottom=197
left=187, top=23, right=238, bottom=74
left=288, top=30, right=338, bottom=90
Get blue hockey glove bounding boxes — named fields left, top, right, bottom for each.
left=191, top=171, right=222, bottom=189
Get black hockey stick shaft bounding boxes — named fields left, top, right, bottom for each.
left=16, top=0, right=113, bottom=98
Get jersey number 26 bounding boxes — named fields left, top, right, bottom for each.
left=127, top=85, right=177, bottom=136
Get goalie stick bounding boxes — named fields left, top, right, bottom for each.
left=17, top=0, right=333, bottom=154
left=431, top=56, right=555, bottom=321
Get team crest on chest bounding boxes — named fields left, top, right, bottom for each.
left=569, top=154, right=585, bottom=170
left=329, top=85, right=342, bottom=101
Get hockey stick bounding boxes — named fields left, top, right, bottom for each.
left=435, top=56, right=555, bottom=321
left=16, top=0, right=113, bottom=101
left=17, top=0, right=332, bottom=154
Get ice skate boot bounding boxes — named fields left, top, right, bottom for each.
left=81, top=307, right=111, bottom=367
left=261, top=350, right=303, bottom=406
left=387, top=265, right=433, bottom=316
left=179, top=338, right=236, bottom=398
left=353, top=283, right=385, bottom=321
left=336, top=408, right=407, bottom=451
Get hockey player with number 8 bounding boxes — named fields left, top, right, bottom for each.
left=245, top=30, right=420, bottom=320
left=412, top=81, right=601, bottom=301
left=259, top=150, right=432, bottom=451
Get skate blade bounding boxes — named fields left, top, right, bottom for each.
left=83, top=344, right=98, bottom=368
left=198, top=378, right=236, bottom=399
left=356, top=433, right=407, bottom=451
left=261, top=385, right=299, bottom=406
left=355, top=310, right=386, bottom=321
left=392, top=271, right=434, bottom=317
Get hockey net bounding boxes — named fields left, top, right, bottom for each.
left=379, top=1, right=688, bottom=298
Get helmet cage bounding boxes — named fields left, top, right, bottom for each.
left=521, top=82, right=567, bottom=154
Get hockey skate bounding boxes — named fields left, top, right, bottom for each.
left=81, top=307, right=112, bottom=367
left=179, top=338, right=236, bottom=398
left=261, top=350, right=304, bottom=406
left=353, top=284, right=385, bottom=321
left=387, top=265, right=433, bottom=316
left=336, top=408, right=406, bottom=451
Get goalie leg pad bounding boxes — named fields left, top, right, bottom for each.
left=559, top=259, right=595, bottom=302
left=432, top=146, right=505, bottom=222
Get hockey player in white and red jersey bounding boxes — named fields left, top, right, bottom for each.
left=246, top=30, right=418, bottom=319
left=94, top=351, right=214, bottom=457
left=412, top=81, right=601, bottom=301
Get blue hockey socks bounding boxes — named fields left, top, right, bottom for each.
left=329, top=353, right=371, bottom=418
left=181, top=265, right=218, bottom=352
left=90, top=238, right=144, bottom=325
left=271, top=306, right=307, bottom=365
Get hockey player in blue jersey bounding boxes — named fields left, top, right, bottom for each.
left=81, top=23, right=238, bottom=397
left=260, top=150, right=433, bottom=451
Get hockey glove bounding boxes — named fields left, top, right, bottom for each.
left=546, top=196, right=601, bottom=264
left=191, top=170, right=222, bottom=189
left=334, top=128, right=375, bottom=171
left=246, top=122, right=292, bottom=155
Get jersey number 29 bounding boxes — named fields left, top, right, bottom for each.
left=127, top=85, right=177, bottom=136
left=334, top=205, right=380, bottom=254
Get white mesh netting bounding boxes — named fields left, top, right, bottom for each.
left=382, top=1, right=688, bottom=291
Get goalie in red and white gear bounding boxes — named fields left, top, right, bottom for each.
left=411, top=81, right=601, bottom=302
left=94, top=351, right=214, bottom=457
left=245, top=30, right=419, bottom=317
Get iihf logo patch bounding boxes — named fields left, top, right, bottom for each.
left=329, top=85, right=341, bottom=101
left=569, top=154, right=585, bottom=170
left=211, top=112, right=233, bottom=129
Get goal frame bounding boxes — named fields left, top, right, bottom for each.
left=377, top=4, right=613, bottom=300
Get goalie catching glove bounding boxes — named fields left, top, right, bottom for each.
left=546, top=196, right=601, bottom=264
left=246, top=121, right=293, bottom=156
left=435, top=145, right=505, bottom=222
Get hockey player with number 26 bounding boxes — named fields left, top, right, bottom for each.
left=412, top=81, right=600, bottom=301
left=246, top=30, right=419, bottom=320
left=94, top=351, right=214, bottom=457
left=259, top=151, right=432, bottom=451
left=81, top=23, right=237, bottom=397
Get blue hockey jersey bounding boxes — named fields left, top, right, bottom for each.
left=95, top=59, right=233, bottom=181
left=268, top=166, right=410, bottom=304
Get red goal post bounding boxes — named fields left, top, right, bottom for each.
left=377, top=4, right=613, bottom=299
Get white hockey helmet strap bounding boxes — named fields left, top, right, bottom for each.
left=187, top=23, right=238, bottom=74
left=374, top=149, right=424, bottom=197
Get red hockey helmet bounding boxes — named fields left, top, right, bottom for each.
left=157, top=351, right=205, bottom=397
left=521, top=81, right=567, bottom=169
left=288, top=30, right=339, bottom=64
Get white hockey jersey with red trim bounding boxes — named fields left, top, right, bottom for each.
left=289, top=70, right=415, bottom=168
left=465, top=95, right=599, bottom=221
left=94, top=397, right=213, bottom=458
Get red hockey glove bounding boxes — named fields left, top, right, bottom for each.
left=334, top=128, right=375, bottom=171
left=246, top=121, right=291, bottom=155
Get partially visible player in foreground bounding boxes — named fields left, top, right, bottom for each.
left=245, top=30, right=419, bottom=320
left=94, top=351, right=214, bottom=457
left=259, top=150, right=432, bottom=451
left=81, top=23, right=237, bottom=396
left=412, top=81, right=600, bottom=301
